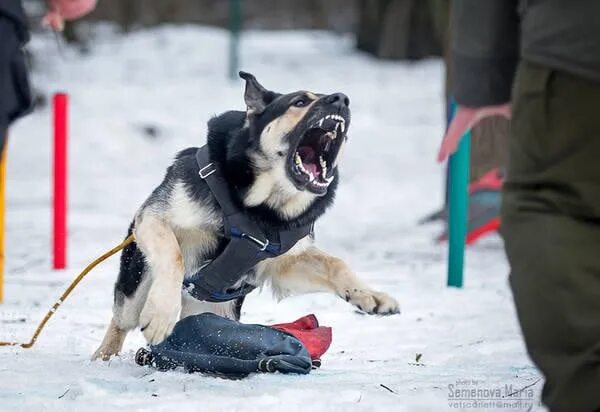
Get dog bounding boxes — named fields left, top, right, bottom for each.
left=92, top=72, right=400, bottom=361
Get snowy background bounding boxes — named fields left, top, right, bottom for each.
left=1, top=26, right=543, bottom=411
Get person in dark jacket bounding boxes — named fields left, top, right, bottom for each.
left=0, top=0, right=32, bottom=153
left=438, top=1, right=600, bottom=411
left=0, top=0, right=96, bottom=153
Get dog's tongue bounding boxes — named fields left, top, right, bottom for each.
left=304, top=163, right=318, bottom=176
left=298, top=146, right=319, bottom=177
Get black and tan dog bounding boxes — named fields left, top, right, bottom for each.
left=93, top=72, right=400, bottom=361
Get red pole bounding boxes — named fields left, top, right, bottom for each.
left=53, top=93, right=68, bottom=270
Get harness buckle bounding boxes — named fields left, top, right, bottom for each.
left=199, top=163, right=216, bottom=179
left=241, top=233, right=269, bottom=251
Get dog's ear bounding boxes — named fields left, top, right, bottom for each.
left=239, top=71, right=271, bottom=114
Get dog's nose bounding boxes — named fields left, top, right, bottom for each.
left=324, top=92, right=350, bottom=107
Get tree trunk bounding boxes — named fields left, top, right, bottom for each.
left=356, top=0, right=442, bottom=60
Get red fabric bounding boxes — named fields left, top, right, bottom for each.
left=437, top=169, right=504, bottom=244
left=271, top=314, right=332, bottom=361
left=468, top=168, right=504, bottom=194
left=465, top=216, right=501, bottom=245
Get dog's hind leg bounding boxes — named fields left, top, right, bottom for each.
left=91, top=318, right=128, bottom=361
left=92, top=229, right=153, bottom=361
left=92, top=272, right=153, bottom=361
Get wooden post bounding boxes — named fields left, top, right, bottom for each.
left=53, top=93, right=68, bottom=270
left=0, top=135, right=7, bottom=302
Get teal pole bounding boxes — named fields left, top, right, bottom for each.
left=446, top=103, right=471, bottom=288
left=228, top=0, right=241, bottom=81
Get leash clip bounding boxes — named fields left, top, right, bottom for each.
left=199, top=163, right=216, bottom=179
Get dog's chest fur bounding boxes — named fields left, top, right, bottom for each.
left=165, top=182, right=223, bottom=278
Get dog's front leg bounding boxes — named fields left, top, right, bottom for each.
left=260, top=245, right=400, bottom=315
left=134, top=212, right=184, bottom=344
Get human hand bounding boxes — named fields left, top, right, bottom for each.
left=42, top=0, right=97, bottom=31
left=437, top=104, right=511, bottom=163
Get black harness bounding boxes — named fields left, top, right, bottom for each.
left=183, top=146, right=313, bottom=303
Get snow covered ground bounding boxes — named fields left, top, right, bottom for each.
left=1, top=26, right=544, bottom=411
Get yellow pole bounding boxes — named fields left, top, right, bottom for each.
left=0, top=135, right=7, bottom=303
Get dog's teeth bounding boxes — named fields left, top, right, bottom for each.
left=318, top=118, right=324, bottom=127
left=319, top=156, right=329, bottom=180
left=294, top=152, right=301, bottom=165
left=298, top=161, right=307, bottom=174
left=319, top=156, right=327, bottom=176
left=313, top=178, right=330, bottom=188
left=340, top=122, right=345, bottom=133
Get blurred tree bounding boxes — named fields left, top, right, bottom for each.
left=356, top=0, right=442, bottom=60
left=83, top=0, right=357, bottom=32
left=62, top=21, right=79, bottom=43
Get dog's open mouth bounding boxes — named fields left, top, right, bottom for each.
left=289, top=114, right=346, bottom=195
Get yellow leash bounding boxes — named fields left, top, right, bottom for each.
left=0, top=135, right=7, bottom=304
left=0, top=234, right=135, bottom=348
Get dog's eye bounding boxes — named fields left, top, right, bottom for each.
left=293, top=98, right=308, bottom=107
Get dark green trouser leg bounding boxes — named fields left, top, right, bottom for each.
left=502, top=62, right=600, bottom=412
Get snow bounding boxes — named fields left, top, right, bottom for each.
left=1, top=26, right=544, bottom=411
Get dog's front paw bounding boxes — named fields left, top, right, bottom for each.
left=139, top=287, right=181, bottom=345
left=91, top=344, right=118, bottom=362
left=345, top=289, right=400, bottom=315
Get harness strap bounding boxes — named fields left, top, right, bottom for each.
left=195, top=147, right=257, bottom=224
left=185, top=146, right=313, bottom=302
